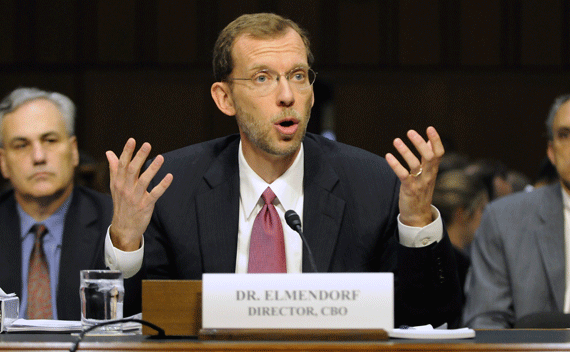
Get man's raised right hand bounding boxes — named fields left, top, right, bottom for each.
left=106, top=138, right=173, bottom=251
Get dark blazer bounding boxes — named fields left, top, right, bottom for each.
left=463, top=183, right=565, bottom=328
left=0, top=185, right=139, bottom=320
left=143, top=133, right=461, bottom=327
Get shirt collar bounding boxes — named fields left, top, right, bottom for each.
left=18, top=190, right=73, bottom=240
left=563, top=186, right=570, bottom=211
left=239, top=141, right=304, bottom=220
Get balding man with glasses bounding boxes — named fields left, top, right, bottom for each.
left=104, top=13, right=461, bottom=327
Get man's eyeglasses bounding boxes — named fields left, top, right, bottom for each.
left=226, top=67, right=317, bottom=97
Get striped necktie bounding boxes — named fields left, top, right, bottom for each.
left=27, top=224, right=52, bottom=319
left=248, top=187, right=287, bottom=273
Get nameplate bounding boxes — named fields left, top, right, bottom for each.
left=202, top=273, right=393, bottom=330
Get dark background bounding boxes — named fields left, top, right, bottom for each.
left=1, top=0, right=568, bottom=192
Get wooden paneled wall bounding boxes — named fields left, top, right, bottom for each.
left=1, top=0, right=569, bottom=188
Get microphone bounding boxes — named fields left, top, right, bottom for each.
left=285, top=210, right=318, bottom=273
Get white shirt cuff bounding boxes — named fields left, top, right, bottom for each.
left=104, top=226, right=144, bottom=279
left=397, top=205, right=443, bottom=248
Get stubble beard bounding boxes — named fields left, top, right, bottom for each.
left=235, top=100, right=312, bottom=157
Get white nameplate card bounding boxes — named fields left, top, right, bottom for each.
left=202, top=273, right=393, bottom=330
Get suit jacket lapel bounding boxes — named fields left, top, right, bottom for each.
left=194, top=136, right=346, bottom=273
left=302, top=137, right=345, bottom=272
left=535, top=184, right=565, bottom=310
left=57, top=189, right=106, bottom=318
left=196, top=139, right=240, bottom=273
left=0, top=194, right=22, bottom=297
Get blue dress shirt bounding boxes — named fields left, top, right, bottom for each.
left=18, top=192, right=72, bottom=319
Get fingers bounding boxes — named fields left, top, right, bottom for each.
left=130, top=142, right=152, bottom=177
left=107, top=139, right=173, bottom=251
left=125, top=141, right=152, bottom=185
left=390, top=127, right=444, bottom=174
left=392, top=136, right=422, bottom=173
left=136, top=154, right=166, bottom=196
left=426, top=126, right=445, bottom=158
left=111, top=138, right=157, bottom=193
left=406, top=130, right=434, bottom=164
left=385, top=152, right=410, bottom=181
left=106, top=150, right=119, bottom=181
left=149, top=173, right=174, bottom=201
left=116, top=138, right=136, bottom=181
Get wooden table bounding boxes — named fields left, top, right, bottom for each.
left=2, top=330, right=570, bottom=351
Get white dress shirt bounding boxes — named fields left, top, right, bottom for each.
left=105, top=141, right=443, bottom=278
left=562, top=188, right=570, bottom=313
left=235, top=142, right=304, bottom=273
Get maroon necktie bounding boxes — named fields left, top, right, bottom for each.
left=27, top=224, right=52, bottom=319
left=248, top=187, right=287, bottom=273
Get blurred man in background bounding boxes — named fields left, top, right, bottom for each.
left=463, top=94, right=570, bottom=328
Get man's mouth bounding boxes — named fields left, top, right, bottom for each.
left=275, top=118, right=299, bottom=135
left=30, top=172, right=51, bottom=180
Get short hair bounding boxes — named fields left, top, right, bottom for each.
left=546, top=94, right=570, bottom=140
left=464, top=158, right=508, bottom=201
left=212, top=13, right=314, bottom=82
left=506, top=170, right=531, bottom=193
left=0, top=87, right=75, bottom=146
left=433, top=169, right=488, bottom=224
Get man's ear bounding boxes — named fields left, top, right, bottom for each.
left=69, top=136, right=79, bottom=168
left=311, top=89, right=315, bottom=108
left=211, top=82, right=236, bottom=116
left=0, top=148, right=9, bottom=179
left=547, top=141, right=555, bottom=165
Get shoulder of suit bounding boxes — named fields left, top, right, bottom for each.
left=304, top=132, right=386, bottom=163
left=0, top=188, right=15, bottom=204
left=487, top=183, right=559, bottom=213
left=73, top=185, right=112, bottom=208
left=161, top=135, right=240, bottom=160
left=0, top=189, right=16, bottom=216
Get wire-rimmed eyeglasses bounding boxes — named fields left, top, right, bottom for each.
left=225, top=67, right=317, bottom=97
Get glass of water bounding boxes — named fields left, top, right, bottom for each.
left=80, top=270, right=124, bottom=333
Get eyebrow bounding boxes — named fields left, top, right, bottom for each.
left=247, top=63, right=309, bottom=74
left=8, top=131, right=61, bottom=145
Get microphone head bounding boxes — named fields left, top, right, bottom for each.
left=285, top=210, right=302, bottom=231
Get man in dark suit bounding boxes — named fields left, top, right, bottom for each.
left=105, top=13, right=461, bottom=327
left=0, top=88, right=136, bottom=320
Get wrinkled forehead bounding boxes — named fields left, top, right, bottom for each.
left=232, top=29, right=308, bottom=70
left=1, top=99, right=67, bottom=137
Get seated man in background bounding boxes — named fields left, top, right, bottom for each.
left=465, top=158, right=512, bottom=201
left=105, top=13, right=461, bottom=327
left=463, top=93, right=570, bottom=328
left=432, top=169, right=489, bottom=299
left=0, top=88, right=137, bottom=320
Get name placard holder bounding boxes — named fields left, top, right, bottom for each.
left=142, top=280, right=202, bottom=336
left=198, top=328, right=389, bottom=341
left=199, top=273, right=392, bottom=340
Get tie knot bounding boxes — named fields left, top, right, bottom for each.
left=261, top=187, right=276, bottom=205
left=32, top=224, right=47, bottom=241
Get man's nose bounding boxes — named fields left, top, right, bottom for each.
left=32, top=143, right=47, bottom=164
left=276, top=77, right=295, bottom=107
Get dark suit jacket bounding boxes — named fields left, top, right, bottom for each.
left=143, top=133, right=461, bottom=327
left=0, top=185, right=139, bottom=320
